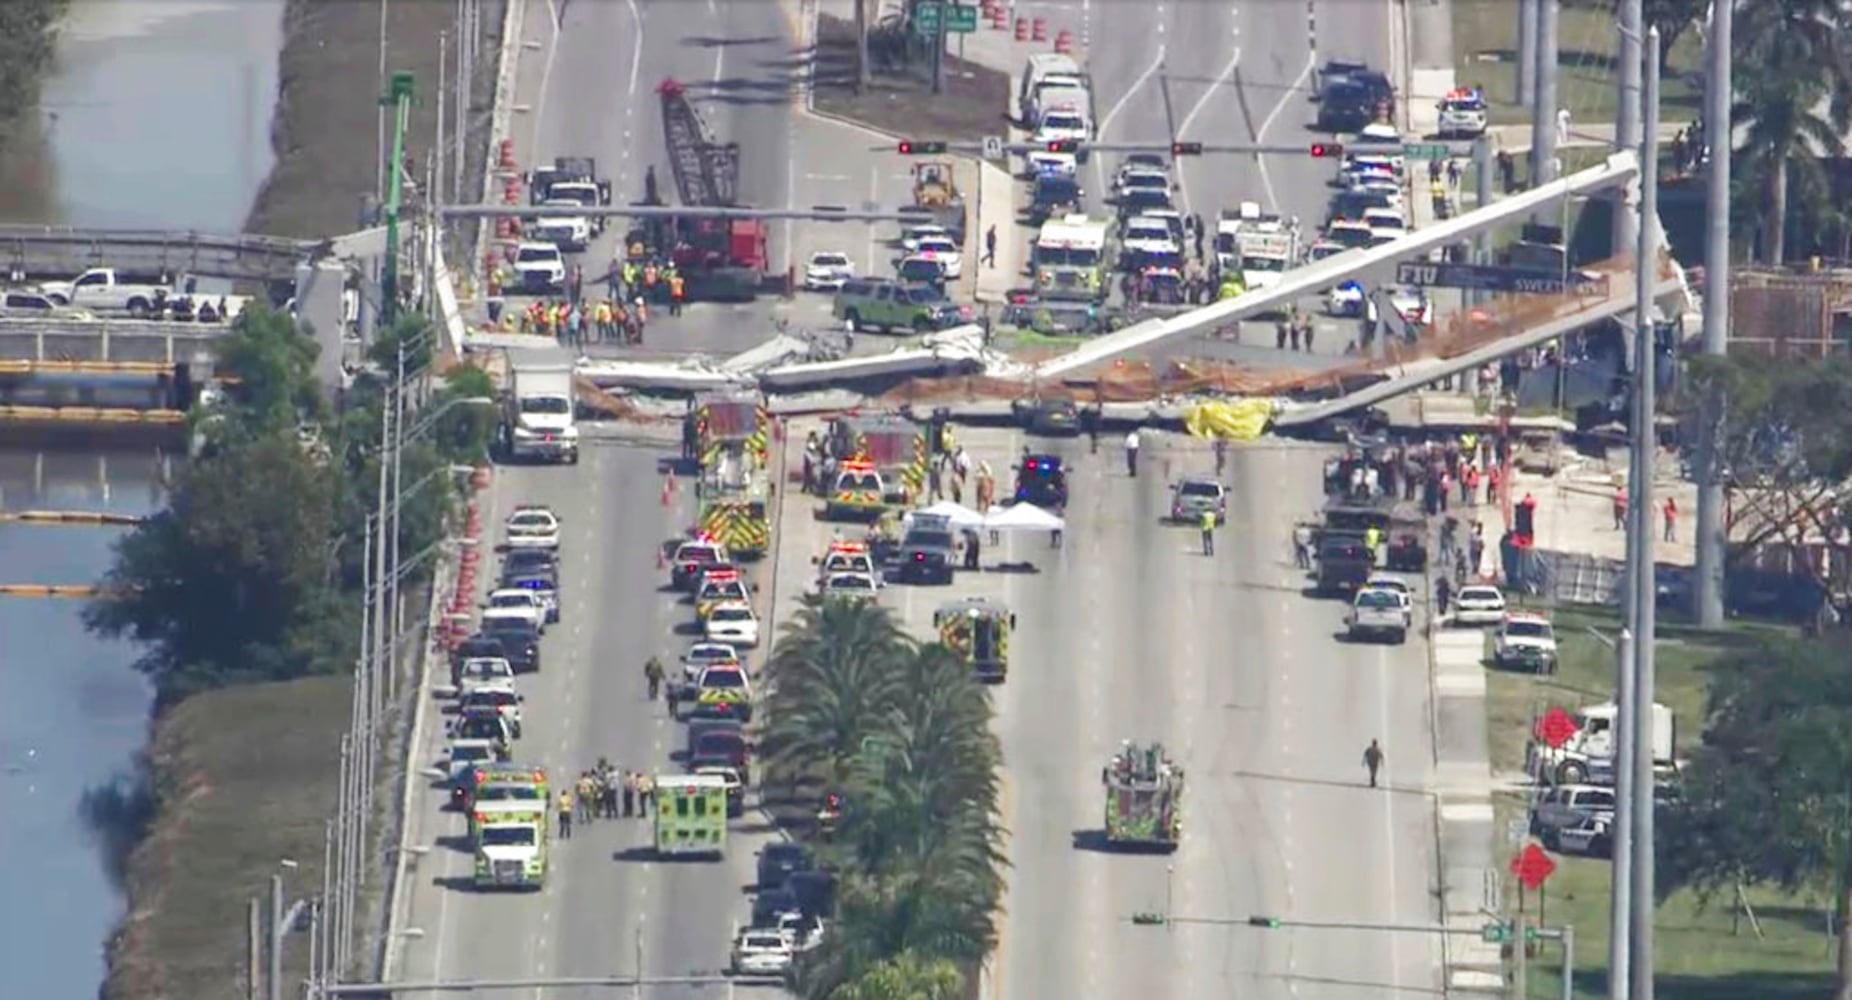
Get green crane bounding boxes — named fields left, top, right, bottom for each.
left=379, top=71, right=415, bottom=327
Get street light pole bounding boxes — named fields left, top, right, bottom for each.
left=1694, top=0, right=1732, bottom=627
left=388, top=343, right=408, bottom=708
left=1629, top=30, right=1663, bottom=1000
left=1614, top=0, right=1643, bottom=255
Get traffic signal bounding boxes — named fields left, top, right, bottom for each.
left=1171, top=141, right=1204, bottom=156
left=897, top=140, right=948, bottom=155
left=1309, top=142, right=1343, bottom=157
left=1045, top=139, right=1082, bottom=154
left=1248, top=916, right=1282, bottom=928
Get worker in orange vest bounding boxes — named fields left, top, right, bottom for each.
left=668, top=272, right=686, bottom=316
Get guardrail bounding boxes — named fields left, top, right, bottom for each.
left=0, top=225, right=311, bottom=284
left=0, top=318, right=224, bottom=365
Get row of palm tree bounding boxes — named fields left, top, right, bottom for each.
left=758, top=595, right=1007, bottom=1000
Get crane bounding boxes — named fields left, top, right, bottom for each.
left=657, top=78, right=740, bottom=207
left=378, top=71, right=415, bottom=326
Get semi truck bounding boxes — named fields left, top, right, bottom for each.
left=1526, top=701, right=1676, bottom=786
left=500, top=364, right=580, bottom=464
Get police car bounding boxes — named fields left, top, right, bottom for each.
left=1437, top=86, right=1488, bottom=138
left=503, top=506, right=562, bottom=550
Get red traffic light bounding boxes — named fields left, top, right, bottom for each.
left=898, top=140, right=947, bottom=155
left=1046, top=139, right=1081, bottom=154
left=1171, top=141, right=1204, bottom=156
left=1309, top=142, right=1343, bottom=158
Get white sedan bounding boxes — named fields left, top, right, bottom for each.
left=485, top=588, right=546, bottom=632
left=803, top=251, right=854, bottom=291
left=503, top=506, right=561, bottom=550
left=1452, top=584, right=1508, bottom=626
left=704, top=601, right=761, bottom=648
left=901, top=223, right=950, bottom=253
left=732, top=930, right=793, bottom=976
left=914, top=236, right=964, bottom=280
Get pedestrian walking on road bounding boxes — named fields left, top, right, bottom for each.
left=644, top=655, right=664, bottom=701
left=575, top=773, right=596, bottom=823
left=1363, top=739, right=1385, bottom=788
left=1200, top=509, right=1217, bottom=557
left=639, top=773, right=656, bottom=815
left=1293, top=522, right=1314, bottom=569
left=1124, top=429, right=1141, bottom=478
left=622, top=772, right=638, bottom=817
left=983, top=225, right=997, bottom=268
left=558, top=789, right=574, bottom=839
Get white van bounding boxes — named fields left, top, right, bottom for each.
left=1018, top=53, right=1086, bottom=122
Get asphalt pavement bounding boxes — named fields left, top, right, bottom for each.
left=862, top=426, right=1444, bottom=1000
left=389, top=427, right=784, bottom=993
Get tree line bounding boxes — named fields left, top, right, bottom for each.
left=760, top=596, right=1007, bottom=1000
left=85, top=306, right=496, bottom=708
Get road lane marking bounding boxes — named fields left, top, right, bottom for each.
left=1377, top=644, right=1403, bottom=994
left=1091, top=42, right=1168, bottom=195
left=1251, top=50, right=1317, bottom=213
left=526, top=0, right=563, bottom=157
left=616, top=0, right=646, bottom=195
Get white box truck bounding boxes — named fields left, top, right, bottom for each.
left=501, top=364, right=579, bottom=465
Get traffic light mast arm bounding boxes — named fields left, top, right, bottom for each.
left=888, top=139, right=1478, bottom=157
left=1133, top=913, right=1493, bottom=935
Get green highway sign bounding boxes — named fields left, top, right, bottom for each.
left=915, top=2, right=978, bottom=35
left=1402, top=143, right=1453, bottom=161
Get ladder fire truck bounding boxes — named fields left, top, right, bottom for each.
left=655, top=79, right=770, bottom=302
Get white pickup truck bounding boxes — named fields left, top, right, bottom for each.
left=37, top=267, right=246, bottom=322
left=40, top=268, right=176, bottom=316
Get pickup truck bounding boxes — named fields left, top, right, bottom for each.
left=40, top=268, right=176, bottom=316
left=1345, top=586, right=1410, bottom=644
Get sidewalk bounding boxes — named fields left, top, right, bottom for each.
left=973, top=161, right=1025, bottom=304
left=1430, top=625, right=1504, bottom=997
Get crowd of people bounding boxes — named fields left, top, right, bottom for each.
left=556, top=758, right=659, bottom=839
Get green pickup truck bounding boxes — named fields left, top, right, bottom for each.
left=833, top=278, right=964, bottom=334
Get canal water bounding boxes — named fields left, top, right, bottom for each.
left=0, top=1, right=282, bottom=995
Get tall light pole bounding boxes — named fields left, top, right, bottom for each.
left=1694, top=0, right=1732, bottom=627
left=1614, top=0, right=1643, bottom=255
left=1531, top=0, right=1561, bottom=187
left=1628, top=28, right=1664, bottom=1000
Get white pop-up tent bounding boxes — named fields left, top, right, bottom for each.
left=984, top=503, right=1066, bottom=532
left=915, top=500, right=986, bottom=528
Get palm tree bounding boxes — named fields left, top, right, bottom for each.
left=823, top=950, right=963, bottom=1000
left=1731, top=0, right=1852, bottom=262
left=766, top=607, right=1009, bottom=1000
left=761, top=596, right=910, bottom=786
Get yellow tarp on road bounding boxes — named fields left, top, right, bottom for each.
left=1184, top=399, right=1274, bottom=441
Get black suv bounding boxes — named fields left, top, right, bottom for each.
left=1315, top=60, right=1395, bottom=133
left=1014, top=454, right=1069, bottom=510
left=757, top=843, right=814, bottom=892
left=476, top=618, right=541, bottom=673
left=897, top=528, right=957, bottom=585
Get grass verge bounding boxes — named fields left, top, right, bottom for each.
left=811, top=15, right=1008, bottom=140
left=1452, top=0, right=1701, bottom=127
left=103, top=674, right=354, bottom=1000
left=244, top=0, right=505, bottom=238
left=1480, top=607, right=1832, bottom=998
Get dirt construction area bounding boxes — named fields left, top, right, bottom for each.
left=810, top=14, right=1008, bottom=140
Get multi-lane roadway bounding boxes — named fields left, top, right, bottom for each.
left=389, top=3, right=1443, bottom=996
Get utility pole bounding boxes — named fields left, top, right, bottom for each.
left=1614, top=0, right=1643, bottom=256
left=269, top=875, right=285, bottom=1000
left=376, top=0, right=391, bottom=201
left=1530, top=0, right=1560, bottom=187
left=436, top=31, right=448, bottom=210
left=1629, top=30, right=1663, bottom=1000
left=930, top=3, right=947, bottom=95
left=1608, top=628, right=1636, bottom=1000
left=1516, top=0, right=1537, bottom=106
left=1694, top=0, right=1732, bottom=627
left=387, top=344, right=408, bottom=707
left=319, top=819, right=335, bottom=989
left=248, top=896, right=262, bottom=1000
